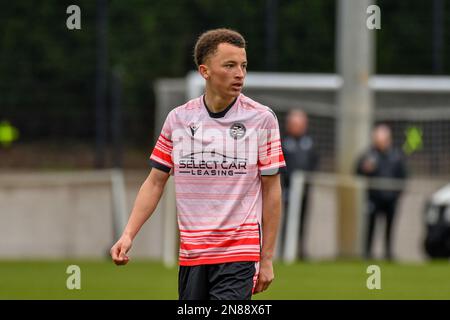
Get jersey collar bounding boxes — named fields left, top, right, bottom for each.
left=203, top=95, right=238, bottom=118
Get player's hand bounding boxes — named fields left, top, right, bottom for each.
left=253, top=259, right=274, bottom=294
left=110, top=235, right=132, bottom=266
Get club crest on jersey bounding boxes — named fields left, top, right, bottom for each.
left=229, top=122, right=246, bottom=140
left=189, top=122, right=200, bottom=136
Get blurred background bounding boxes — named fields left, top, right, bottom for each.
left=1, top=0, right=450, bottom=299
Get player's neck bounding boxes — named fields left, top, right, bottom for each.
left=204, top=89, right=237, bottom=114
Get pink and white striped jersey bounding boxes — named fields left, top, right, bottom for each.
left=150, top=93, right=286, bottom=266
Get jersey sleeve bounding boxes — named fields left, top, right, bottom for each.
left=149, top=110, right=174, bottom=173
left=257, top=109, right=286, bottom=175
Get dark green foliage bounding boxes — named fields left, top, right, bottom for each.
left=0, top=0, right=447, bottom=146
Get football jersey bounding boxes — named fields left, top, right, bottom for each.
left=150, top=93, right=286, bottom=266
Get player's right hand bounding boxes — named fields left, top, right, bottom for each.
left=110, top=236, right=132, bottom=266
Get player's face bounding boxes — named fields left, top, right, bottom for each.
left=203, top=43, right=247, bottom=98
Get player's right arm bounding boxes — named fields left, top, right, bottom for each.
left=110, top=168, right=170, bottom=265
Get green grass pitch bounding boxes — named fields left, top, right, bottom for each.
left=1, top=259, right=449, bottom=299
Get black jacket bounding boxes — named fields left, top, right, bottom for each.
left=281, top=134, right=319, bottom=189
left=356, top=147, right=407, bottom=203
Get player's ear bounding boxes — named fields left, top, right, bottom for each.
left=199, top=64, right=209, bottom=80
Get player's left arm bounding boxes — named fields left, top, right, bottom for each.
left=254, top=173, right=282, bottom=294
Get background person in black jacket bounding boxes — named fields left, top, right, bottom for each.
left=356, top=124, right=407, bottom=261
left=281, top=109, right=319, bottom=260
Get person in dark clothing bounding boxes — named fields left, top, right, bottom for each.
left=356, top=124, right=407, bottom=261
left=281, top=109, right=319, bottom=259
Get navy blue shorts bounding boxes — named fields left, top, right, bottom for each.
left=178, top=261, right=257, bottom=300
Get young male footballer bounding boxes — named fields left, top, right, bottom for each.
left=110, top=28, right=286, bottom=300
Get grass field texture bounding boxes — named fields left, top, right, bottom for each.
left=1, top=260, right=449, bottom=300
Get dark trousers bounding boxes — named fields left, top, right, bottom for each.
left=365, top=199, right=398, bottom=260
left=178, top=262, right=256, bottom=300
left=282, top=185, right=310, bottom=259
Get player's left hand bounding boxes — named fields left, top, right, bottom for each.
left=253, top=259, right=274, bottom=294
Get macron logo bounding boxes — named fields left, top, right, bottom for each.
left=189, top=123, right=199, bottom=136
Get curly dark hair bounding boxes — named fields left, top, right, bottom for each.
left=194, top=28, right=246, bottom=67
